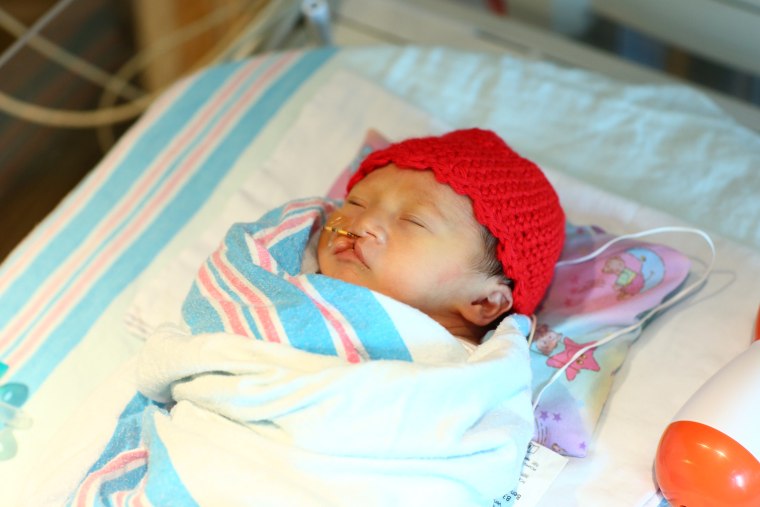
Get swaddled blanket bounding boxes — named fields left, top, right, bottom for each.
left=70, top=198, right=534, bottom=506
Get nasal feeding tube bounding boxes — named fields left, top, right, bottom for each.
left=323, top=215, right=359, bottom=247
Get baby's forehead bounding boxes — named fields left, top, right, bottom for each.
left=357, top=165, right=478, bottom=219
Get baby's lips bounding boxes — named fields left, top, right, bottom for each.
left=330, top=236, right=355, bottom=255
left=352, top=241, right=370, bottom=267
left=331, top=237, right=370, bottom=269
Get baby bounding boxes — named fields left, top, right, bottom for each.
left=117, top=128, right=566, bottom=505
left=317, top=128, right=565, bottom=344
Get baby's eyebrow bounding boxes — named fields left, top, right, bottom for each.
left=412, top=195, right=446, bottom=220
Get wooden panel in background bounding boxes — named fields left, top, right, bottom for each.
left=131, top=0, right=270, bottom=91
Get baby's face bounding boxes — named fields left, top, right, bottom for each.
left=318, top=164, right=491, bottom=322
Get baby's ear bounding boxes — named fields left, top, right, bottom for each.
left=463, top=279, right=513, bottom=327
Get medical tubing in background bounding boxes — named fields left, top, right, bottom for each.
left=0, top=4, right=144, bottom=100
left=0, top=0, right=75, bottom=71
left=0, top=0, right=251, bottom=128
left=0, top=0, right=145, bottom=127
left=0, top=0, right=294, bottom=130
left=95, top=0, right=299, bottom=150
left=530, top=226, right=716, bottom=410
left=0, top=0, right=151, bottom=127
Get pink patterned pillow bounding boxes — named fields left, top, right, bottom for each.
left=531, top=224, right=690, bottom=457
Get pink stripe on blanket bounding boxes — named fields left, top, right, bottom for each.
left=74, top=448, right=149, bottom=507
left=290, top=276, right=362, bottom=363
left=198, top=262, right=249, bottom=336
left=259, top=214, right=317, bottom=246
left=211, top=249, right=283, bottom=343
left=124, top=473, right=150, bottom=507
left=249, top=237, right=275, bottom=272
left=0, top=78, right=191, bottom=294
left=2, top=53, right=299, bottom=370
left=96, top=462, right=151, bottom=507
left=252, top=201, right=331, bottom=270
left=0, top=61, right=259, bottom=349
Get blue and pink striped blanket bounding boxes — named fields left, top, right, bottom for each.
left=64, top=198, right=534, bottom=506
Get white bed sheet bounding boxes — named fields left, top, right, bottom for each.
left=42, top=68, right=760, bottom=506
left=4, top=46, right=760, bottom=506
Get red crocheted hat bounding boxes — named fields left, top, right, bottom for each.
left=347, top=128, right=565, bottom=315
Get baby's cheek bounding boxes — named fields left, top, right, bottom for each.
left=317, top=226, right=331, bottom=245
left=434, top=266, right=467, bottom=285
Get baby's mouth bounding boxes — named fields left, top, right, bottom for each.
left=332, top=238, right=369, bottom=268
left=353, top=241, right=368, bottom=266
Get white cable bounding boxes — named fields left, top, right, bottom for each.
left=95, top=0, right=287, bottom=148
left=0, top=90, right=153, bottom=127
left=95, top=0, right=256, bottom=144
left=0, top=6, right=145, bottom=100
left=532, top=226, right=716, bottom=411
left=0, top=0, right=279, bottom=129
left=526, top=314, right=538, bottom=348
left=0, top=0, right=75, bottom=71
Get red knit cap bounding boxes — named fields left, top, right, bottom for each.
left=347, top=128, right=565, bottom=315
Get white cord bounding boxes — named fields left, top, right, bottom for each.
left=0, top=0, right=249, bottom=128
left=96, top=0, right=297, bottom=148
left=0, top=0, right=75, bottom=71
left=526, top=314, right=538, bottom=348
left=532, top=226, right=716, bottom=411
left=0, top=6, right=145, bottom=100
left=0, top=0, right=294, bottom=130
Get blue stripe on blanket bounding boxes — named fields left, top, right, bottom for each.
left=307, top=276, right=412, bottom=361
left=87, top=394, right=155, bottom=472
left=184, top=202, right=340, bottom=356
left=214, top=255, right=266, bottom=341
left=183, top=284, right=227, bottom=335
left=71, top=394, right=198, bottom=506
left=257, top=200, right=329, bottom=276
left=5, top=48, right=337, bottom=393
left=68, top=394, right=158, bottom=506
left=142, top=408, right=199, bottom=506
left=98, top=466, right=148, bottom=506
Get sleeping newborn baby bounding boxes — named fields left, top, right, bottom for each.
left=317, top=128, right=565, bottom=346
left=125, top=128, right=566, bottom=506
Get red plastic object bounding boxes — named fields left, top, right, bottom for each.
left=754, top=305, right=760, bottom=342
left=655, top=420, right=760, bottom=507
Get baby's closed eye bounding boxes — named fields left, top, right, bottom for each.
left=400, top=215, right=428, bottom=230
left=346, top=198, right=366, bottom=208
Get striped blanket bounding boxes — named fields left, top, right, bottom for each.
left=67, top=198, right=534, bottom=506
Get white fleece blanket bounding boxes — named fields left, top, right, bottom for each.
left=127, top=319, right=532, bottom=506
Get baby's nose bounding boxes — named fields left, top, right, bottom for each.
left=351, top=212, right=387, bottom=244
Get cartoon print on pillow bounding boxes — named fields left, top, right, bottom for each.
left=546, top=337, right=601, bottom=381
left=602, top=247, right=666, bottom=300
left=563, top=246, right=668, bottom=308
left=533, top=383, right=587, bottom=457
left=529, top=223, right=691, bottom=458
